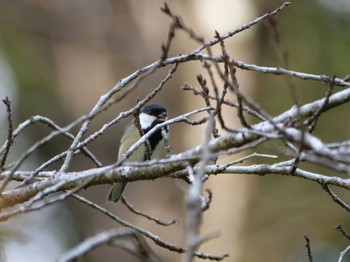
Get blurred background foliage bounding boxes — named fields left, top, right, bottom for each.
left=0, top=0, right=349, bottom=261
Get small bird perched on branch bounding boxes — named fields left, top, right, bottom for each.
left=107, top=104, right=169, bottom=202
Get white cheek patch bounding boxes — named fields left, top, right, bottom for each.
left=139, top=113, right=157, bottom=129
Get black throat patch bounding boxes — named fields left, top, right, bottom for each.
left=142, top=124, right=168, bottom=160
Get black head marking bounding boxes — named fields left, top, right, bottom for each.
left=142, top=104, right=167, bottom=117
left=141, top=104, right=168, bottom=160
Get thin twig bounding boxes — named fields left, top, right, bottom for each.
left=267, top=14, right=290, bottom=69
left=0, top=97, right=14, bottom=192
left=6, top=116, right=102, bottom=187
left=215, top=31, right=250, bottom=129
left=304, top=235, right=313, bottom=262
left=196, top=74, right=220, bottom=138
left=0, top=178, right=93, bottom=221
left=191, top=2, right=291, bottom=55
left=201, top=189, right=213, bottom=212
left=0, top=97, right=13, bottom=171
left=182, top=82, right=266, bottom=121
left=58, top=228, right=162, bottom=262
left=161, top=2, right=205, bottom=45
left=72, top=194, right=228, bottom=260
left=121, top=197, right=177, bottom=226
left=214, top=57, right=231, bottom=134
left=307, top=76, right=335, bottom=133
left=338, top=245, right=350, bottom=262
left=336, top=224, right=350, bottom=242
left=289, top=131, right=305, bottom=176
left=160, top=3, right=178, bottom=60
left=322, top=185, right=350, bottom=212
left=336, top=225, right=350, bottom=262
left=266, top=13, right=300, bottom=106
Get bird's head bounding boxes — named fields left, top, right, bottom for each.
left=139, top=104, right=167, bottom=130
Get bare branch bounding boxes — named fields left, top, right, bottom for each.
left=306, top=76, right=335, bottom=133
left=58, top=228, right=162, bottom=262
left=0, top=97, right=14, bottom=174
left=71, top=194, right=227, bottom=260
left=121, top=197, right=177, bottom=226
left=160, top=3, right=178, bottom=61
left=182, top=82, right=266, bottom=121
left=322, top=185, right=350, bottom=212
left=336, top=224, right=350, bottom=242
left=201, top=189, right=213, bottom=212
left=191, top=2, right=291, bottom=55
left=338, top=245, right=350, bottom=262
left=304, top=235, right=313, bottom=262
left=184, top=115, right=215, bottom=262
left=215, top=30, right=250, bottom=129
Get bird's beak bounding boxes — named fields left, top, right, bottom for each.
left=157, top=112, right=168, bottom=122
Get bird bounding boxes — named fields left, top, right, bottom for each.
left=107, top=104, right=169, bottom=202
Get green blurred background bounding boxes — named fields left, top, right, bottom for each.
left=0, top=0, right=349, bottom=261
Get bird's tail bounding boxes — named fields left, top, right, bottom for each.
left=107, top=182, right=127, bottom=202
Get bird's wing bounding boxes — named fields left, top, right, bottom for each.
left=118, top=121, right=146, bottom=162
